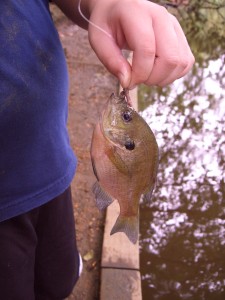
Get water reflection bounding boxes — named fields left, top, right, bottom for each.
left=140, top=59, right=225, bottom=299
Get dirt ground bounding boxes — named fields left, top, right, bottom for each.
left=51, top=5, right=119, bottom=300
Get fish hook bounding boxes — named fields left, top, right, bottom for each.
left=120, top=88, right=133, bottom=108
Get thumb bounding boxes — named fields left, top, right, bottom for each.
left=88, top=29, right=131, bottom=88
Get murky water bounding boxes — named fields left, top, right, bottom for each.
left=139, top=59, right=225, bottom=300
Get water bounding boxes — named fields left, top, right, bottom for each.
left=139, top=59, right=225, bottom=300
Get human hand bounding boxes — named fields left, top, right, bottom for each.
left=87, top=0, right=195, bottom=89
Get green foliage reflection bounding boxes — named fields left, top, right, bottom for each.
left=140, top=2, right=225, bottom=299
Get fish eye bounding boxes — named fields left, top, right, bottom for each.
left=122, top=111, right=132, bottom=122
left=125, top=139, right=135, bottom=150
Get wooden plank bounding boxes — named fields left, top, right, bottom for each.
left=100, top=269, right=142, bottom=300
left=100, top=81, right=142, bottom=299
left=101, top=201, right=140, bottom=270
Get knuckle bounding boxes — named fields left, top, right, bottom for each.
left=157, top=5, right=168, bottom=16
left=139, top=46, right=155, bottom=59
left=164, top=55, right=180, bottom=68
left=180, top=58, right=189, bottom=69
left=182, top=53, right=195, bottom=70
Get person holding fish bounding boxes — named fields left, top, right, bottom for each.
left=0, top=0, right=194, bottom=298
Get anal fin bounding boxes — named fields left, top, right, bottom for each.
left=143, top=185, right=155, bottom=202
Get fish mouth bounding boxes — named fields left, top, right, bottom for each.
left=109, top=89, right=133, bottom=106
left=109, top=92, right=124, bottom=105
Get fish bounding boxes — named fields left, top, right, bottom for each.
left=90, top=89, right=159, bottom=244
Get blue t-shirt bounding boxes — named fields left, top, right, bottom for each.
left=0, top=0, right=77, bottom=221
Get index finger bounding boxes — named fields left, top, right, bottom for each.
left=120, top=8, right=156, bottom=88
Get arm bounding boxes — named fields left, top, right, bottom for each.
left=53, top=0, right=195, bottom=89
left=53, top=0, right=92, bottom=29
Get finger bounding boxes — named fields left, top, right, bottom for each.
left=88, top=27, right=132, bottom=88
left=171, top=15, right=195, bottom=76
left=158, top=15, right=195, bottom=86
left=124, top=13, right=156, bottom=89
left=145, top=9, right=181, bottom=86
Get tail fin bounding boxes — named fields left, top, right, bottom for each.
left=110, top=214, right=139, bottom=244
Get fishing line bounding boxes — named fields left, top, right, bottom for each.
left=78, top=0, right=113, bottom=39
left=78, top=0, right=134, bottom=103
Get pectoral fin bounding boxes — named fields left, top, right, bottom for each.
left=92, top=181, right=114, bottom=210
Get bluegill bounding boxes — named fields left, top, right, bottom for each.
left=90, top=90, right=158, bottom=244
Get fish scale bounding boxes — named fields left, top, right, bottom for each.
left=90, top=90, right=159, bottom=244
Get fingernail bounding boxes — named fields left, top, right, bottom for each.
left=118, top=72, right=128, bottom=88
left=119, top=65, right=132, bottom=88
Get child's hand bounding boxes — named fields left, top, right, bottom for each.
left=88, top=0, right=195, bottom=89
